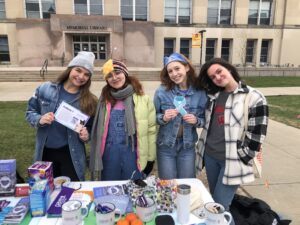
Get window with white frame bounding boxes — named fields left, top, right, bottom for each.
left=180, top=39, right=191, bottom=59
left=0, top=0, right=6, bottom=19
left=165, top=0, right=191, bottom=24
left=260, top=39, right=271, bottom=64
left=164, top=38, right=175, bottom=57
left=25, top=0, right=56, bottom=18
left=207, top=0, right=232, bottom=25
left=121, top=0, right=147, bottom=21
left=248, top=0, right=272, bottom=25
left=246, top=39, right=257, bottom=63
left=74, top=0, right=103, bottom=15
left=221, top=39, right=231, bottom=62
left=205, top=39, right=217, bottom=61
left=73, top=35, right=107, bottom=60
left=0, top=36, right=10, bottom=63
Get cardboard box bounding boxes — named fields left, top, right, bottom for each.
left=28, top=161, right=54, bottom=191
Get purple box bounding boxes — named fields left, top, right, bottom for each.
left=28, top=161, right=54, bottom=191
left=0, top=159, right=16, bottom=196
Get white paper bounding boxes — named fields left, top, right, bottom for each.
left=54, top=101, right=90, bottom=133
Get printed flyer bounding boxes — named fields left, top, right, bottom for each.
left=54, top=101, right=89, bottom=133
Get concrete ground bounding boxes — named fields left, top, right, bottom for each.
left=0, top=82, right=300, bottom=224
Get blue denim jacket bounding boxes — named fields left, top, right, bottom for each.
left=154, top=85, right=207, bottom=148
left=25, top=82, right=87, bottom=181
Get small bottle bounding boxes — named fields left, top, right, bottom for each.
left=177, top=184, right=191, bottom=224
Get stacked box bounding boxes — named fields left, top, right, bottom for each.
left=28, top=161, right=54, bottom=191
left=29, top=179, right=51, bottom=217
left=0, top=159, right=16, bottom=196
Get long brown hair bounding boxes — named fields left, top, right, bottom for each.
left=101, top=76, right=144, bottom=105
left=160, top=55, right=198, bottom=90
left=56, top=68, right=98, bottom=116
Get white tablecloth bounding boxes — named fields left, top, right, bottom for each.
left=8, top=178, right=213, bottom=225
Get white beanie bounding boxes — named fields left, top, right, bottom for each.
left=68, top=51, right=95, bottom=75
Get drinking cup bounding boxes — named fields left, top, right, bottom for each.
left=61, top=200, right=88, bottom=225
left=95, top=202, right=121, bottom=225
left=135, top=197, right=156, bottom=222
left=204, top=202, right=232, bottom=225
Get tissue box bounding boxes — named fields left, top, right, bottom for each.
left=0, top=159, right=16, bottom=196
left=29, top=179, right=51, bottom=217
left=28, top=161, right=54, bottom=191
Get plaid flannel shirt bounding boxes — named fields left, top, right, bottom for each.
left=196, top=83, right=269, bottom=185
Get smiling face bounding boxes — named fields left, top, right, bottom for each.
left=166, top=61, right=189, bottom=89
left=66, top=67, right=91, bottom=90
left=106, top=69, right=126, bottom=89
left=207, top=63, right=238, bottom=92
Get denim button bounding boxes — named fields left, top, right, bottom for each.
left=72, top=148, right=75, bottom=151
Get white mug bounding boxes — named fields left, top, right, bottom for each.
left=204, top=202, right=232, bottom=225
left=95, top=202, right=121, bottom=225
left=135, top=197, right=156, bottom=222
left=61, top=200, right=88, bottom=225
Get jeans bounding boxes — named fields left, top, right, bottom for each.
left=204, top=153, right=239, bottom=225
left=101, top=109, right=143, bottom=181
left=157, top=138, right=195, bottom=179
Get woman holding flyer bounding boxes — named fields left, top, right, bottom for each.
left=89, top=59, right=156, bottom=181
left=153, top=52, right=207, bottom=179
left=26, top=51, right=98, bottom=181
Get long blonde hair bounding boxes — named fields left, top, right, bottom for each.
left=56, top=68, right=98, bottom=116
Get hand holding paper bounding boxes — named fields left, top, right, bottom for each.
left=54, top=101, right=90, bottom=133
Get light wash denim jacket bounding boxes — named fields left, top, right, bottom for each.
left=25, top=82, right=87, bottom=181
left=154, top=85, right=207, bottom=149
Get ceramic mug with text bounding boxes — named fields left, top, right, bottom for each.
left=204, top=202, right=232, bottom=225
left=95, top=202, right=121, bottom=225
left=61, top=200, right=88, bottom=225
left=136, top=197, right=156, bottom=222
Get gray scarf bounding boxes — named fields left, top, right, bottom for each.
left=89, top=84, right=136, bottom=180
left=111, top=84, right=136, bottom=148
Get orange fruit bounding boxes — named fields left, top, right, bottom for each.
left=131, top=218, right=144, bottom=225
left=125, top=213, right=138, bottom=223
left=117, top=218, right=130, bottom=225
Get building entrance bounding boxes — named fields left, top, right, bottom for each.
left=72, top=34, right=108, bottom=60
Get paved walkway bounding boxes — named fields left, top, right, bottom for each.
left=0, top=82, right=299, bottom=224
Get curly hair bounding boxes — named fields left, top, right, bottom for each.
left=197, top=58, right=242, bottom=94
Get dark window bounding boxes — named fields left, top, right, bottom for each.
left=90, top=0, right=103, bottom=15
left=248, top=0, right=272, bottom=25
left=180, top=39, right=191, bottom=59
left=165, top=0, right=190, bottom=24
left=26, top=0, right=56, bottom=18
left=121, top=0, right=147, bottom=21
left=0, top=0, right=6, bottom=19
left=75, top=0, right=88, bottom=15
left=246, top=40, right=256, bottom=63
left=208, top=0, right=232, bottom=25
left=205, top=39, right=216, bottom=61
left=0, top=36, right=10, bottom=62
left=221, top=39, right=231, bottom=62
left=164, top=38, right=175, bottom=57
left=260, top=39, right=271, bottom=63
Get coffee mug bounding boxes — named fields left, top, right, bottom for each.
left=135, top=197, right=156, bottom=222
left=204, top=202, right=232, bottom=225
left=61, top=200, right=88, bottom=225
left=95, top=202, right=121, bottom=225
